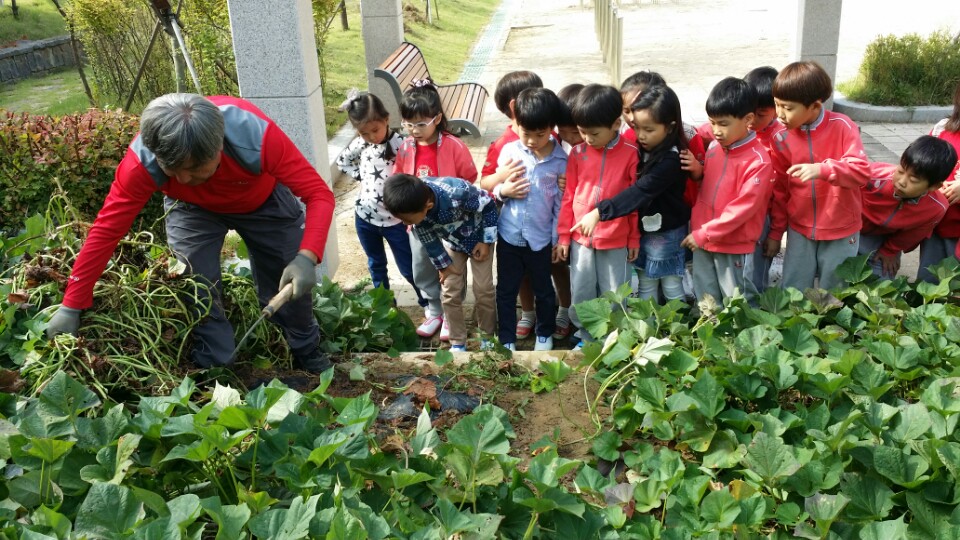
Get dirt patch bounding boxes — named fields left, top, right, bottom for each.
left=209, top=352, right=596, bottom=463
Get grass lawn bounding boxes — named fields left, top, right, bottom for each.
left=323, top=0, right=499, bottom=135
left=1, top=0, right=500, bottom=139
left=0, top=69, right=91, bottom=115
left=0, top=0, right=66, bottom=44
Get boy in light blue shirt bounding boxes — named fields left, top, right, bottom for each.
left=493, top=88, right=566, bottom=352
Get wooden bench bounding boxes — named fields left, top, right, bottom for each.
left=374, top=41, right=488, bottom=138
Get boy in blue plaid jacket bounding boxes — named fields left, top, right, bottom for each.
left=383, top=173, right=498, bottom=351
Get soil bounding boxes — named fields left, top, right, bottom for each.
left=201, top=352, right=596, bottom=462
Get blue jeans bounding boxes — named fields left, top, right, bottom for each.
left=355, top=214, right=426, bottom=307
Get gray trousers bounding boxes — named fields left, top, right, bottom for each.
left=781, top=228, right=859, bottom=291
left=164, top=184, right=320, bottom=367
left=858, top=233, right=900, bottom=280
left=917, top=235, right=957, bottom=283
left=409, top=232, right=444, bottom=318
left=692, top=250, right=752, bottom=304
left=569, top=243, right=630, bottom=340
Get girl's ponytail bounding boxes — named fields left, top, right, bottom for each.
left=339, top=88, right=390, bottom=129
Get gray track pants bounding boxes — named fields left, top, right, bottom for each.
left=164, top=184, right=320, bottom=367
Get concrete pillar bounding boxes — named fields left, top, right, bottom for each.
left=796, top=0, right=843, bottom=108
left=226, top=0, right=338, bottom=277
left=361, top=0, right=405, bottom=127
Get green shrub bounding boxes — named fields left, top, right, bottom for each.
left=0, top=108, right=166, bottom=236
left=839, top=31, right=960, bottom=106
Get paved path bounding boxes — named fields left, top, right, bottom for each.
left=334, top=0, right=953, bottom=314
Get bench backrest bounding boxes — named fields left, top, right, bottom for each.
left=374, top=41, right=488, bottom=138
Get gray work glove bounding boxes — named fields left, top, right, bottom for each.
left=47, top=306, right=82, bottom=339
left=279, top=254, right=317, bottom=299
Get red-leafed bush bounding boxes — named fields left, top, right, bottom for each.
left=0, top=108, right=165, bottom=236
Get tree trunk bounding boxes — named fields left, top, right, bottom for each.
left=50, top=0, right=96, bottom=107
left=11, top=0, right=19, bottom=19
left=339, top=1, right=347, bottom=30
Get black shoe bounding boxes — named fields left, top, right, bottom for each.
left=293, top=350, right=333, bottom=373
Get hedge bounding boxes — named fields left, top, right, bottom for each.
left=0, top=108, right=166, bottom=236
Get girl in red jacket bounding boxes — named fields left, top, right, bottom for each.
left=918, top=82, right=960, bottom=283
left=393, top=80, right=479, bottom=342
left=765, top=61, right=870, bottom=291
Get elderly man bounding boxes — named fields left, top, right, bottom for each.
left=46, top=93, right=336, bottom=372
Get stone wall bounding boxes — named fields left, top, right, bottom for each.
left=0, top=36, right=77, bottom=84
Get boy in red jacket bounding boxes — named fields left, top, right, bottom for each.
left=682, top=78, right=775, bottom=303
left=555, top=84, right=639, bottom=345
left=859, top=136, right=955, bottom=279
left=765, top=61, right=871, bottom=291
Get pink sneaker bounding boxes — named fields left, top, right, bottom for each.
left=439, top=319, right=451, bottom=342
left=416, top=315, right=443, bottom=338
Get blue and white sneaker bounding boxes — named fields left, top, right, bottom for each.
left=503, top=343, right=516, bottom=352
left=572, top=341, right=584, bottom=351
left=479, top=339, right=495, bottom=351
left=534, top=336, right=553, bottom=351
left=450, top=344, right=467, bottom=352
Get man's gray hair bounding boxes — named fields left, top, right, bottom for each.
left=140, top=93, right=224, bottom=169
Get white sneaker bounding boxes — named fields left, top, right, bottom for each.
left=503, top=343, right=516, bottom=352
left=439, top=320, right=451, bottom=342
left=450, top=343, right=467, bottom=352
left=534, top=336, right=553, bottom=351
left=416, top=315, right=443, bottom=337
left=479, top=339, right=494, bottom=351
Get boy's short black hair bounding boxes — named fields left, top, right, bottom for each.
left=383, top=173, right=433, bottom=215
left=494, top=71, right=543, bottom=118
left=556, top=83, right=584, bottom=127
left=901, top=135, right=958, bottom=187
left=744, top=66, right=778, bottom=109
left=514, top=88, right=561, bottom=131
left=772, top=61, right=832, bottom=106
left=706, top=77, right=758, bottom=119
left=571, top=84, right=622, bottom=128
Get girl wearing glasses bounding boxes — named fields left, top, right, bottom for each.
left=393, top=80, right=479, bottom=341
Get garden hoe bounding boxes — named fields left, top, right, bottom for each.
left=230, top=282, right=294, bottom=359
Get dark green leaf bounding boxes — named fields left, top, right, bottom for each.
left=700, top=490, right=740, bottom=529
left=75, top=483, right=144, bottom=537
left=200, top=497, right=251, bottom=540
left=840, top=473, right=894, bottom=522
left=742, top=432, right=800, bottom=484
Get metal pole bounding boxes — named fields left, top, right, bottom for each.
left=169, top=19, right=202, bottom=93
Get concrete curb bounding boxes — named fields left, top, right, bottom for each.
left=388, top=349, right=582, bottom=371
left=833, top=92, right=951, bottom=124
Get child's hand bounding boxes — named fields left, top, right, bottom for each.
left=558, top=173, right=567, bottom=191
left=554, top=244, right=569, bottom=263
left=472, top=242, right=490, bottom=262
left=627, top=248, right=639, bottom=262
left=439, top=265, right=460, bottom=284
left=680, top=150, right=703, bottom=181
left=787, top=163, right=821, bottom=182
left=500, top=173, right=530, bottom=199
left=941, top=181, right=960, bottom=204
left=570, top=209, right=601, bottom=237
left=874, top=252, right=900, bottom=277
left=680, top=233, right=699, bottom=251
left=763, top=237, right=781, bottom=258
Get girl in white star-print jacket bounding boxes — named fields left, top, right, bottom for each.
left=337, top=91, right=427, bottom=308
